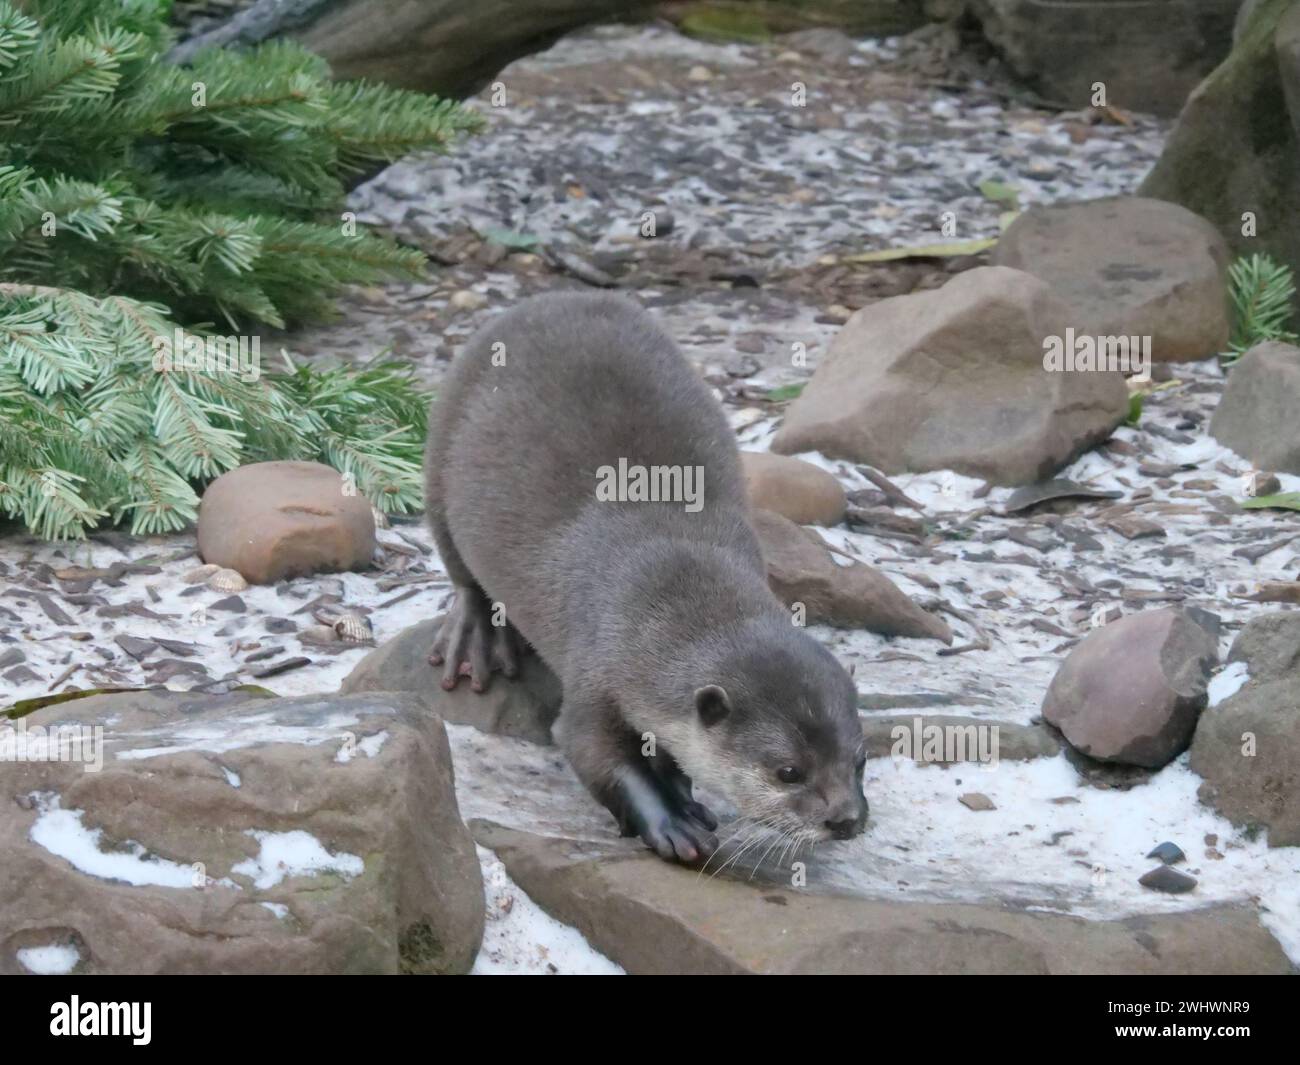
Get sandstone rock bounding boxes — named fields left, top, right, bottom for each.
left=771, top=267, right=1128, bottom=486
left=992, top=197, right=1231, bottom=363
left=972, top=0, right=1239, bottom=116
left=340, top=616, right=561, bottom=745
left=0, top=689, right=483, bottom=974
left=472, top=822, right=1290, bottom=974
left=1190, top=611, right=1300, bottom=846
left=861, top=714, right=1061, bottom=764
left=1225, top=610, right=1300, bottom=681
left=1140, top=0, right=1300, bottom=295
left=1041, top=608, right=1220, bottom=767
left=751, top=508, right=953, bottom=642
left=739, top=451, right=846, bottom=526
left=1210, top=342, right=1300, bottom=474
left=197, top=461, right=377, bottom=584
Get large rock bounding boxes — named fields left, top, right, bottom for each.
left=740, top=451, right=846, bottom=526
left=972, top=0, right=1240, bottom=116
left=1226, top=610, right=1300, bottom=680
left=1209, top=341, right=1300, bottom=473
left=772, top=267, right=1128, bottom=485
left=752, top=508, right=953, bottom=642
left=198, top=461, right=377, bottom=584
left=340, top=616, right=562, bottom=745
left=472, top=822, right=1291, bottom=974
left=0, top=690, right=483, bottom=974
left=1190, top=611, right=1300, bottom=846
left=992, top=197, right=1231, bottom=363
left=1140, top=0, right=1300, bottom=296
left=1041, top=608, right=1220, bottom=768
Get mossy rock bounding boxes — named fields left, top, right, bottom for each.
left=1140, top=0, right=1300, bottom=301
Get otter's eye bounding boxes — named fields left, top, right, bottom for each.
left=777, top=766, right=804, bottom=785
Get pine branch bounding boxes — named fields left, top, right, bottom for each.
left=0, top=1, right=461, bottom=540
left=1226, top=253, right=1299, bottom=364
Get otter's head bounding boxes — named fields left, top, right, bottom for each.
left=678, top=623, right=868, bottom=845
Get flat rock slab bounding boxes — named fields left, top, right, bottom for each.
left=473, top=822, right=1291, bottom=974
left=1, top=689, right=483, bottom=974
left=340, top=616, right=562, bottom=744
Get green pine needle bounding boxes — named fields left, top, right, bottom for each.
left=1225, top=253, right=1298, bottom=365
left=0, top=0, right=466, bottom=539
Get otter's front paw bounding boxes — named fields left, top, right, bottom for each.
left=638, top=810, right=719, bottom=865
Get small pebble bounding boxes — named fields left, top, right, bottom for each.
left=1138, top=865, right=1197, bottom=894
left=1146, top=841, right=1185, bottom=864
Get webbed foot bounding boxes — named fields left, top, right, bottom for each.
left=427, top=587, right=529, bottom=692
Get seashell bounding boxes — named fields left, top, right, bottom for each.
left=371, top=506, right=390, bottom=530
left=332, top=613, right=374, bottom=643
left=299, top=625, right=340, bottom=646
left=182, top=564, right=220, bottom=585
left=206, top=567, right=249, bottom=592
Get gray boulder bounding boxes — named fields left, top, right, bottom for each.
left=340, top=616, right=562, bottom=745
left=1190, top=610, right=1300, bottom=846
left=1141, top=0, right=1300, bottom=296
left=1210, top=341, right=1300, bottom=473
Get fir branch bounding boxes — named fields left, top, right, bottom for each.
left=1226, top=253, right=1299, bottom=364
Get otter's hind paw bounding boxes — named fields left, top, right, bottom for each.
left=427, top=589, right=529, bottom=692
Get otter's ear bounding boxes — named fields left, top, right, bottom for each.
left=694, top=684, right=732, bottom=727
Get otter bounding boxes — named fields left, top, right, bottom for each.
left=425, top=292, right=867, bottom=864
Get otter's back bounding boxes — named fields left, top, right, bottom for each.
left=430, top=293, right=753, bottom=636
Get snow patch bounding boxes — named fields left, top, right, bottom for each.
left=1207, top=661, right=1250, bottom=707
left=472, top=846, right=623, bottom=975
left=231, top=830, right=363, bottom=890
left=28, top=793, right=199, bottom=889
left=16, top=943, right=80, bottom=975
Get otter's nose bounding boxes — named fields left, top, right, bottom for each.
left=824, top=795, right=868, bottom=840
left=825, top=817, right=860, bottom=840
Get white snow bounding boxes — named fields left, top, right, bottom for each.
left=260, top=902, right=291, bottom=920
left=230, top=830, right=364, bottom=890
left=1207, top=661, right=1250, bottom=707
left=472, top=846, right=623, bottom=975
left=27, top=793, right=200, bottom=889
left=222, top=766, right=241, bottom=787
left=115, top=712, right=364, bottom=760
left=16, top=943, right=81, bottom=975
